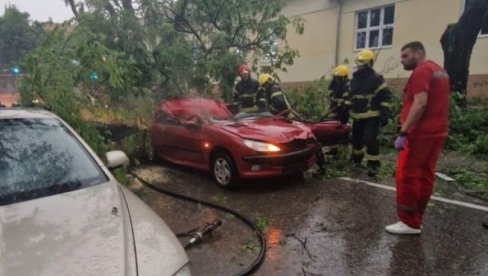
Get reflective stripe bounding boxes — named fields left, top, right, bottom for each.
left=381, top=102, right=391, bottom=108
left=350, top=110, right=380, bottom=119
left=344, top=101, right=351, bottom=105
left=366, top=154, right=380, bottom=161
left=271, top=91, right=283, bottom=98
left=351, top=94, right=374, bottom=99
left=258, top=98, right=266, bottom=103
left=352, top=148, right=364, bottom=155
left=331, top=98, right=345, bottom=103
left=373, top=83, right=388, bottom=94
left=239, top=94, right=255, bottom=98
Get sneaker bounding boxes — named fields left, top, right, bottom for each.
left=385, top=221, right=421, bottom=235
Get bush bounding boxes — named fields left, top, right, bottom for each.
left=447, top=92, right=488, bottom=156
left=285, top=77, right=330, bottom=121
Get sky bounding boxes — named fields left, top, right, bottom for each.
left=0, top=0, right=73, bottom=22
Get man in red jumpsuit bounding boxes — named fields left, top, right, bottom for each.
left=385, top=41, right=450, bottom=235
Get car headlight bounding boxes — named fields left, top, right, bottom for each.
left=174, top=263, right=192, bottom=276
left=243, top=139, right=281, bottom=152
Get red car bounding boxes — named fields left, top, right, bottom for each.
left=151, top=97, right=349, bottom=188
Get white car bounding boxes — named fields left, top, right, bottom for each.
left=0, top=109, right=191, bottom=276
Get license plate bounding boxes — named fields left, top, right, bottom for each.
left=282, top=162, right=308, bottom=174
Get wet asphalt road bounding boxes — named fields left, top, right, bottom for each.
left=130, top=162, right=488, bottom=276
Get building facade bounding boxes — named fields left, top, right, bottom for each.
left=276, top=0, right=488, bottom=97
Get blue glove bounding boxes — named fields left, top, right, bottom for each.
left=394, top=132, right=407, bottom=151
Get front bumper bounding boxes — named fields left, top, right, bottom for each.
left=238, top=144, right=319, bottom=178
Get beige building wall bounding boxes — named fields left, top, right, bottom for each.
left=277, top=0, right=338, bottom=82
left=280, top=0, right=488, bottom=97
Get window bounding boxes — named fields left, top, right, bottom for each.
left=262, top=31, right=279, bottom=63
left=355, top=5, right=395, bottom=49
left=464, top=0, right=488, bottom=36
left=0, top=118, right=107, bottom=205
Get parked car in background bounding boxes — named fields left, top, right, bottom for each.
left=0, top=108, right=191, bottom=276
left=151, top=97, right=328, bottom=188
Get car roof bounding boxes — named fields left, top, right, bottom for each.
left=160, top=97, right=232, bottom=119
left=0, top=108, right=56, bottom=120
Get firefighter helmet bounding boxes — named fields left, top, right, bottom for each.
left=238, top=64, right=250, bottom=75
left=258, top=73, right=273, bottom=86
left=356, top=49, right=375, bottom=66
left=333, top=65, right=349, bottom=77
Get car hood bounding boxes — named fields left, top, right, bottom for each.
left=0, top=182, right=132, bottom=276
left=218, top=117, right=313, bottom=142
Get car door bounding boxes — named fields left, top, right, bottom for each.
left=152, top=109, right=180, bottom=159
left=153, top=109, right=205, bottom=165
left=169, top=115, right=206, bottom=165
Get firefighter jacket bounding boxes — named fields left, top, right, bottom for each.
left=329, top=77, right=349, bottom=109
left=259, top=83, right=291, bottom=115
left=346, top=67, right=392, bottom=123
left=234, top=78, right=260, bottom=113
left=328, top=77, right=350, bottom=123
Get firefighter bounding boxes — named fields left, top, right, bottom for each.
left=328, top=64, right=350, bottom=124
left=257, top=73, right=292, bottom=116
left=324, top=65, right=351, bottom=157
left=233, top=64, right=260, bottom=114
left=345, top=49, right=392, bottom=177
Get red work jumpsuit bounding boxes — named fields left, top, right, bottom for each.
left=396, top=60, right=450, bottom=229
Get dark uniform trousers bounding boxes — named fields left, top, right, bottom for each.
left=351, top=117, right=380, bottom=169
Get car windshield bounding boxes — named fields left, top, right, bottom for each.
left=0, top=118, right=107, bottom=205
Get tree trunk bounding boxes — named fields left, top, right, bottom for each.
left=65, top=0, right=79, bottom=17
left=440, top=0, right=488, bottom=107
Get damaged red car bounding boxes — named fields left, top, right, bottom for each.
left=151, top=97, right=349, bottom=188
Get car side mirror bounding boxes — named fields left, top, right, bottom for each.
left=106, top=150, right=130, bottom=169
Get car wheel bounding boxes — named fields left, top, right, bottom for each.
left=212, top=151, right=238, bottom=188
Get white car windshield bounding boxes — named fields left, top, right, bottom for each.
left=0, top=118, right=107, bottom=205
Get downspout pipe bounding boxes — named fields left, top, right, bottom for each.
left=334, top=0, right=343, bottom=65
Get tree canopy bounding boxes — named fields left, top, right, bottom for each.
left=54, top=0, right=304, bottom=101
left=0, top=5, right=46, bottom=68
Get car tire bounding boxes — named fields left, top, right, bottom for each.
left=212, top=151, right=239, bottom=189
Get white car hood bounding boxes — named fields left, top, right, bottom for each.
left=0, top=182, right=131, bottom=276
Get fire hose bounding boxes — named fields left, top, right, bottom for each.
left=129, top=172, right=267, bottom=276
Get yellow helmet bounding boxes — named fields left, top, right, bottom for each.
left=356, top=49, right=375, bottom=66
left=258, top=73, right=273, bottom=86
left=333, top=65, right=349, bottom=77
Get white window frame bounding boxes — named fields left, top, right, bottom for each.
left=261, top=32, right=280, bottom=64
left=462, top=0, right=488, bottom=38
left=354, top=5, right=395, bottom=50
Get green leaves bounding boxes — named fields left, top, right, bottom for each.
left=0, top=6, right=45, bottom=68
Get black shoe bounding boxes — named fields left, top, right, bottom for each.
left=483, top=221, right=488, bottom=229
left=367, top=167, right=379, bottom=177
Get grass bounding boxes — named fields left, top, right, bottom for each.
left=255, top=215, right=270, bottom=231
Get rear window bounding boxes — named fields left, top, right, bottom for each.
left=0, top=118, right=107, bottom=205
